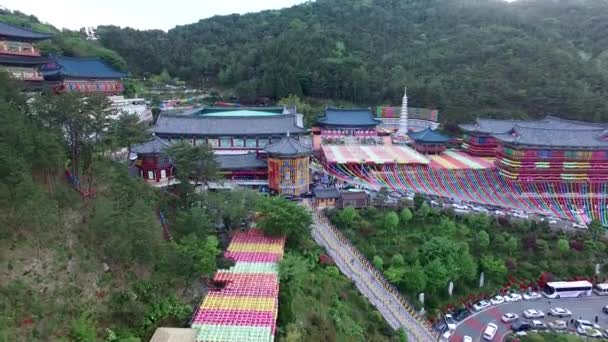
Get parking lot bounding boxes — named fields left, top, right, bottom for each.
left=450, top=296, right=608, bottom=341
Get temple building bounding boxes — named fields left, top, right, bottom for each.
left=460, top=116, right=608, bottom=181
left=0, top=21, right=52, bottom=87
left=153, top=107, right=305, bottom=152
left=408, top=128, right=451, bottom=154
left=312, top=107, right=384, bottom=150
left=265, top=135, right=312, bottom=195
left=41, top=56, right=126, bottom=93
left=130, top=106, right=311, bottom=191
left=129, top=136, right=174, bottom=183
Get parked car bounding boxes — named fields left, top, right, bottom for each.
left=603, top=305, right=608, bottom=314
left=501, top=312, right=519, bottom=323
left=504, top=293, right=522, bottom=302
left=511, top=320, right=532, bottom=332
left=548, top=320, right=567, bottom=330
left=463, top=336, right=473, bottom=342
left=523, top=291, right=542, bottom=300
left=494, top=210, right=506, bottom=216
left=483, top=323, right=498, bottom=340
left=432, top=320, right=448, bottom=335
left=575, top=319, right=600, bottom=335
left=572, top=222, right=588, bottom=229
left=444, top=314, right=456, bottom=330
left=490, top=295, right=505, bottom=305
left=583, top=327, right=604, bottom=338
left=453, top=308, right=471, bottom=321
left=530, top=320, right=548, bottom=330
left=473, top=300, right=491, bottom=312
left=523, top=309, right=544, bottom=319
left=549, top=307, right=571, bottom=317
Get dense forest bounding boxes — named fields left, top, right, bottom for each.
left=96, top=0, right=608, bottom=124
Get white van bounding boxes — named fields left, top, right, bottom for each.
left=594, top=283, right=608, bottom=296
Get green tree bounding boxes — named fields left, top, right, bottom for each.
left=112, top=112, right=150, bottom=152
left=413, top=193, right=425, bottom=210
left=166, top=141, right=218, bottom=198
left=557, top=238, right=570, bottom=255
left=477, top=230, right=490, bottom=250
left=337, top=206, right=359, bottom=229
left=401, top=262, right=427, bottom=293
left=424, top=258, right=449, bottom=292
left=589, top=220, right=605, bottom=241
left=176, top=234, right=220, bottom=279
left=400, top=207, right=413, bottom=224
left=505, top=236, right=519, bottom=257
left=417, top=201, right=431, bottom=218
left=480, top=256, right=507, bottom=284
left=372, top=255, right=384, bottom=270
left=256, top=197, right=312, bottom=248
left=70, top=312, right=98, bottom=342
left=384, top=211, right=399, bottom=232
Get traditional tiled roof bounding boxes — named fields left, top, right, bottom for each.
left=215, top=153, right=267, bottom=170
left=314, top=187, right=340, bottom=199
left=194, top=107, right=285, bottom=116
left=0, top=54, right=50, bottom=65
left=408, top=128, right=451, bottom=143
left=317, top=107, right=382, bottom=128
left=154, top=114, right=305, bottom=136
left=264, top=136, right=311, bottom=157
left=0, top=22, right=52, bottom=40
left=340, top=190, right=368, bottom=200
left=41, top=56, right=127, bottom=79
left=130, top=136, right=171, bottom=154
left=459, top=116, right=607, bottom=134
left=494, top=125, right=608, bottom=148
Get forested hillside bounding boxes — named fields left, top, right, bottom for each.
left=96, top=0, right=608, bottom=124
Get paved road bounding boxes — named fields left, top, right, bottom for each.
left=305, top=202, right=437, bottom=341
left=451, top=296, right=608, bottom=341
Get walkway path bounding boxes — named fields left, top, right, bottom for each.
left=303, top=201, right=438, bottom=341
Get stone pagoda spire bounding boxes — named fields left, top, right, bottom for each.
left=399, top=86, right=408, bottom=136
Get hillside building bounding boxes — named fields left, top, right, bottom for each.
left=0, top=21, right=51, bottom=87
left=41, top=55, right=126, bottom=94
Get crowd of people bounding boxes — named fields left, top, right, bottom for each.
left=307, top=201, right=439, bottom=341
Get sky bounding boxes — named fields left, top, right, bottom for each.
left=1, top=0, right=309, bottom=31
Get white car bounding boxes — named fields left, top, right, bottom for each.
left=473, top=300, right=491, bottom=312
left=583, top=327, right=603, bottom=338
left=531, top=320, right=548, bottom=330
left=472, top=206, right=489, bottom=213
left=483, top=323, right=498, bottom=340
left=444, top=314, right=456, bottom=330
left=523, top=309, right=545, bottom=319
left=494, top=210, right=506, bottom=216
left=549, top=307, right=571, bottom=317
left=504, top=293, right=522, bottom=302
left=523, top=291, right=542, bottom=300
left=572, top=222, right=588, bottom=229
left=548, top=320, right=567, bottom=330
left=575, top=319, right=600, bottom=335
left=463, top=336, right=473, bottom=342
left=501, top=312, right=519, bottom=323
left=511, top=212, right=529, bottom=219
left=490, top=295, right=505, bottom=305
left=452, top=203, right=469, bottom=210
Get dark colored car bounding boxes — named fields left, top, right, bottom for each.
left=432, top=320, right=448, bottom=335
left=453, top=308, right=471, bottom=321
left=511, top=320, right=532, bottom=332
left=603, top=306, right=608, bottom=314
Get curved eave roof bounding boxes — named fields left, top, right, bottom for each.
left=264, top=136, right=312, bottom=157
left=42, top=56, right=127, bottom=79
left=0, top=55, right=50, bottom=65
left=317, top=107, right=382, bottom=127
left=408, top=128, right=451, bottom=143
left=0, top=22, right=52, bottom=41
left=154, top=114, right=305, bottom=136
left=493, top=126, right=608, bottom=148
